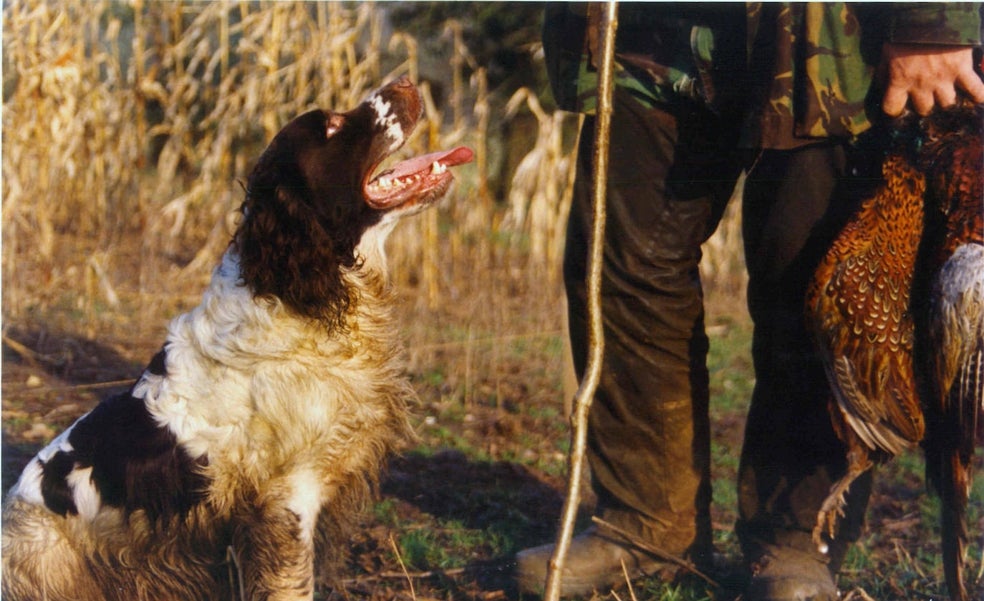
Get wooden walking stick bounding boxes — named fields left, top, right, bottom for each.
left=542, top=2, right=618, bottom=600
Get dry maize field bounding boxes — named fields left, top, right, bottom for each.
left=3, top=2, right=977, bottom=600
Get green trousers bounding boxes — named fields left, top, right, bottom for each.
left=564, top=89, right=872, bottom=568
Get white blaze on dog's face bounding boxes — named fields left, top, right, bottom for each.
left=366, top=91, right=408, bottom=153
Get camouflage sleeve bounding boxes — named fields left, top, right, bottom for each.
left=542, top=3, right=716, bottom=115
left=889, top=3, right=982, bottom=45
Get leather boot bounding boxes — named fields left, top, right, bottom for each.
left=745, top=545, right=839, bottom=601
left=515, top=526, right=678, bottom=597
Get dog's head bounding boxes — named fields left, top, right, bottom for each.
left=236, top=77, right=472, bottom=327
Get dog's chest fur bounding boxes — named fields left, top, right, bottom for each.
left=151, top=248, right=412, bottom=511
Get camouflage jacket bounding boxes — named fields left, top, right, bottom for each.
left=543, top=3, right=983, bottom=148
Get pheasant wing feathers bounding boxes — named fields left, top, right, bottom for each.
left=807, top=154, right=926, bottom=456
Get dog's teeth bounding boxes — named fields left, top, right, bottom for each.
left=373, top=161, right=449, bottom=193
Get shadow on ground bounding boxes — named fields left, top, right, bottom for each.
left=373, top=448, right=571, bottom=597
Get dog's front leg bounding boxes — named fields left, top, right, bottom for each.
left=234, top=474, right=324, bottom=601
left=233, top=505, right=317, bottom=601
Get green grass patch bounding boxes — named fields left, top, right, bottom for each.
left=396, top=523, right=505, bottom=571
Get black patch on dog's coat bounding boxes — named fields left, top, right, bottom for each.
left=39, top=452, right=78, bottom=516
left=146, top=347, right=168, bottom=377
left=39, top=349, right=209, bottom=520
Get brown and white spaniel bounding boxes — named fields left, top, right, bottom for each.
left=2, top=77, right=472, bottom=601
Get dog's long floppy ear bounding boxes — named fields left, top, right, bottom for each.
left=235, top=163, right=357, bottom=331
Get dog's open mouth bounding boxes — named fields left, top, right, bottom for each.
left=364, top=146, right=474, bottom=210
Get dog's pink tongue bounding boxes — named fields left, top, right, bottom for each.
left=389, top=147, right=474, bottom=177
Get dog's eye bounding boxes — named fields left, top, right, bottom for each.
left=326, top=114, right=345, bottom=139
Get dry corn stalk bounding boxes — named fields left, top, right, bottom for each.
left=503, top=87, right=577, bottom=284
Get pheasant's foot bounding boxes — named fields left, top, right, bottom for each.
left=812, top=491, right=848, bottom=553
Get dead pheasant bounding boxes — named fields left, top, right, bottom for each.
left=916, top=104, right=983, bottom=601
left=806, top=133, right=927, bottom=549
left=806, top=104, right=983, bottom=601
